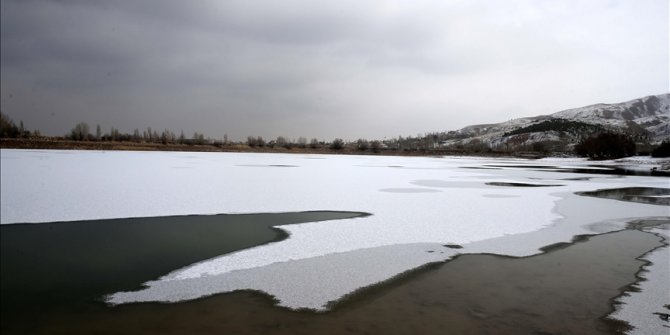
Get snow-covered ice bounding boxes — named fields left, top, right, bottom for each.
left=107, top=242, right=454, bottom=310
left=1, top=150, right=668, bottom=326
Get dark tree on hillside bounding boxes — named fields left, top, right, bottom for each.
left=575, top=133, right=636, bottom=159
left=651, top=141, right=670, bottom=158
left=504, top=118, right=606, bottom=137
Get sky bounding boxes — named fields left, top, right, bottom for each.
left=1, top=0, right=668, bottom=141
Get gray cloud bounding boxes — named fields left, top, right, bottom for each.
left=1, top=0, right=668, bottom=141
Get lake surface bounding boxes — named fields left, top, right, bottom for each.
left=1, top=150, right=668, bottom=334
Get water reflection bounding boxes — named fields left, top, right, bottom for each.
left=479, top=164, right=669, bottom=177
left=577, top=187, right=670, bottom=206
left=486, top=182, right=563, bottom=187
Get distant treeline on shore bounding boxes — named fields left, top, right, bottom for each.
left=2, top=113, right=668, bottom=159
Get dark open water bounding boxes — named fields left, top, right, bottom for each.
left=1, top=211, right=666, bottom=334
left=0, top=211, right=366, bottom=334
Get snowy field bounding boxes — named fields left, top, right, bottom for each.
left=1, top=149, right=668, bottom=333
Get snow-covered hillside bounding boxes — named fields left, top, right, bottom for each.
left=441, top=94, right=670, bottom=151
left=552, top=94, right=670, bottom=140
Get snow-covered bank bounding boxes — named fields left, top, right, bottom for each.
left=609, top=222, right=670, bottom=335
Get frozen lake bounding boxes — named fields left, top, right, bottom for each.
left=1, top=149, right=668, bottom=334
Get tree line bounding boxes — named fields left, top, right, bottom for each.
left=1, top=113, right=668, bottom=158
left=0, top=116, right=353, bottom=151
left=0, top=112, right=40, bottom=138
left=67, top=122, right=211, bottom=145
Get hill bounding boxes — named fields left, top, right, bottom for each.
left=440, top=94, right=670, bottom=153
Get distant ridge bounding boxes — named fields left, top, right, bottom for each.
left=440, top=93, right=670, bottom=152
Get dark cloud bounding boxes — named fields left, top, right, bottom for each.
left=1, top=0, right=668, bottom=141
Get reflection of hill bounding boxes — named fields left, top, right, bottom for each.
left=577, top=187, right=670, bottom=205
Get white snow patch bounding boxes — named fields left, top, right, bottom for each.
left=107, top=243, right=453, bottom=310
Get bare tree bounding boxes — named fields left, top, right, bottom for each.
left=193, top=132, right=205, bottom=145
left=356, top=139, right=369, bottom=151
left=276, top=136, right=287, bottom=147
left=110, top=127, right=120, bottom=141
left=162, top=130, right=176, bottom=144
left=69, top=122, right=90, bottom=141
left=145, top=127, right=153, bottom=142
left=297, top=137, right=307, bottom=148
left=371, top=140, right=382, bottom=153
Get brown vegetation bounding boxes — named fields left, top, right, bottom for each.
left=2, top=116, right=659, bottom=159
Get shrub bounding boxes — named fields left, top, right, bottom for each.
left=356, top=139, right=369, bottom=151
left=247, top=136, right=265, bottom=147
left=330, top=138, right=344, bottom=150
left=371, top=140, right=382, bottom=153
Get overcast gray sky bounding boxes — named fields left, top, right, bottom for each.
left=1, top=0, right=668, bottom=141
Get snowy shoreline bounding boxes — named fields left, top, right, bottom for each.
left=608, top=220, right=670, bottom=335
